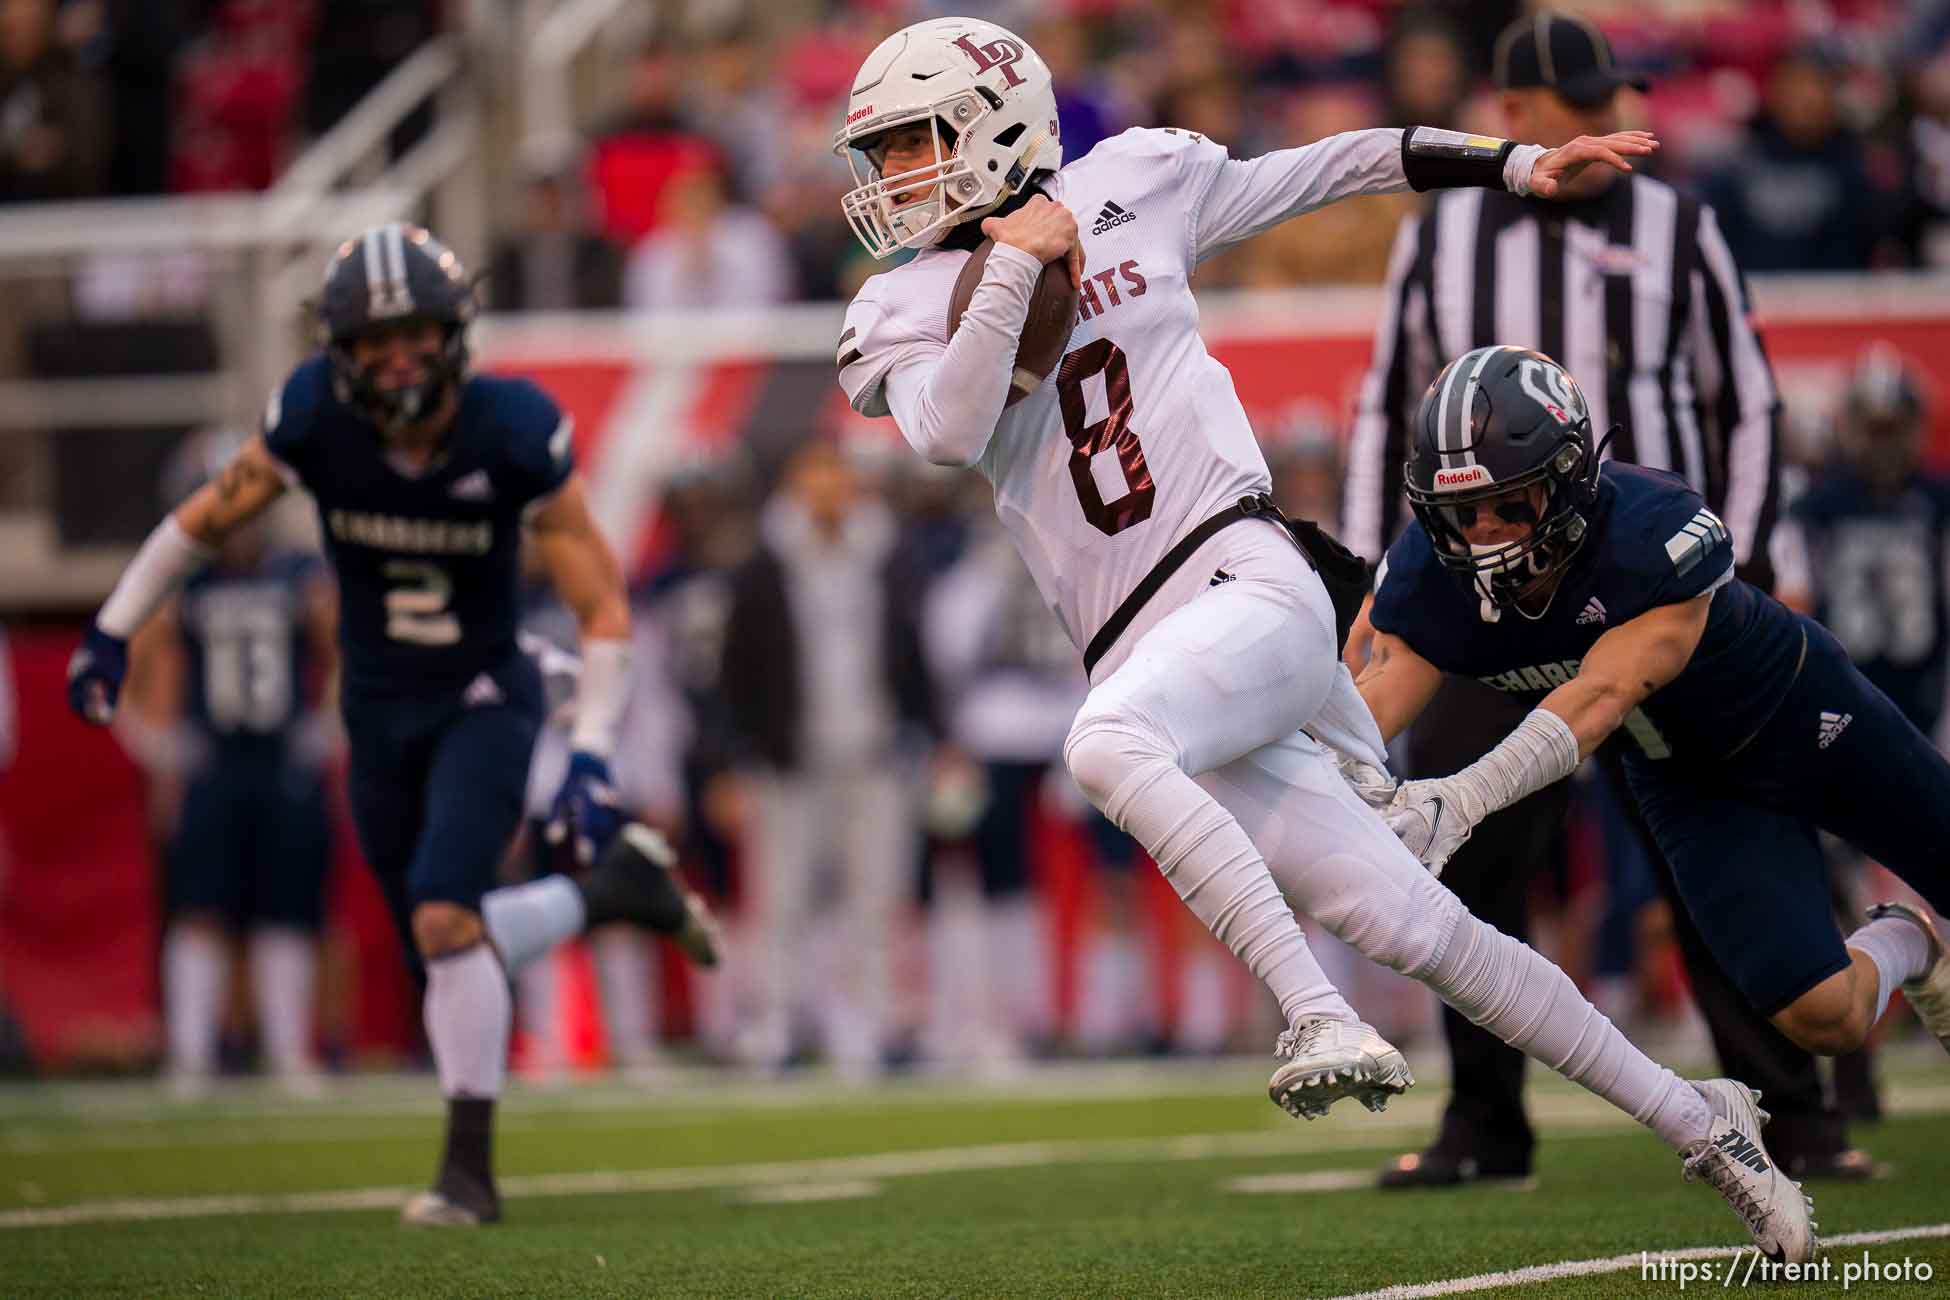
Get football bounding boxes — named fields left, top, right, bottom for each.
left=947, top=239, right=1080, bottom=406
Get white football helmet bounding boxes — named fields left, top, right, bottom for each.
left=834, top=17, right=1062, bottom=259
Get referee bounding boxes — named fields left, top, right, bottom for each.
left=1343, top=11, right=1871, bottom=1188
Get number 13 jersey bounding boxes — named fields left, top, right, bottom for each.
left=839, top=125, right=1412, bottom=656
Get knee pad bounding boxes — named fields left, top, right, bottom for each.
left=1062, top=710, right=1174, bottom=814
left=1307, top=855, right=1465, bottom=978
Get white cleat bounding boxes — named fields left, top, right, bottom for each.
left=399, top=1191, right=485, bottom=1227
left=1866, top=902, right=1950, bottom=1053
left=1681, top=1079, right=1817, bottom=1264
left=1267, top=1018, right=1414, bottom=1121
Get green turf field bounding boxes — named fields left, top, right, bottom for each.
left=2, top=1048, right=1946, bottom=1299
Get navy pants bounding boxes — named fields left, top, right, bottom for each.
left=342, top=652, right=542, bottom=955
left=1626, top=618, right=1950, bottom=1016
left=167, top=747, right=330, bottom=930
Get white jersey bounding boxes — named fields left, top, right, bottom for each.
left=838, top=125, right=1412, bottom=656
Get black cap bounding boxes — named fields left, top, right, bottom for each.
left=1493, top=12, right=1648, bottom=108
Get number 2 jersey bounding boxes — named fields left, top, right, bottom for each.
left=837, top=125, right=1414, bottom=658
left=1371, top=463, right=1808, bottom=763
left=263, top=355, right=572, bottom=694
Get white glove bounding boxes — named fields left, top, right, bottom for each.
left=1332, top=750, right=1398, bottom=811
left=1380, top=777, right=1478, bottom=876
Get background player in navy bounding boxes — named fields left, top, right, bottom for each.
left=1350, top=345, right=1950, bottom=1072
left=66, top=223, right=701, bottom=1227
left=1776, top=344, right=1950, bottom=742
left=121, top=432, right=337, bottom=1096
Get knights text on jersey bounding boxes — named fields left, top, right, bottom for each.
left=1370, top=463, right=1806, bottom=760
left=263, top=356, right=573, bottom=693
left=178, top=549, right=323, bottom=745
left=835, top=127, right=1279, bottom=650
left=1788, top=470, right=1950, bottom=734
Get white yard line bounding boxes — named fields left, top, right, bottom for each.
left=734, top=1180, right=882, bottom=1205
left=1323, top=1224, right=1950, bottom=1300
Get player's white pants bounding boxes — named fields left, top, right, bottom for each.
left=744, top=761, right=910, bottom=1071
left=1065, top=531, right=1700, bottom=1139
left=1064, top=525, right=1378, bottom=1029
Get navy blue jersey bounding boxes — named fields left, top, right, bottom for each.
left=177, top=550, right=323, bottom=747
left=1372, top=463, right=1807, bottom=761
left=263, top=356, right=572, bottom=693
left=1788, top=469, right=1950, bottom=735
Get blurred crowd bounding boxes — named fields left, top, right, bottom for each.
left=0, top=0, right=436, bottom=201
left=8, top=1, right=1950, bottom=288
left=481, top=0, right=1950, bottom=306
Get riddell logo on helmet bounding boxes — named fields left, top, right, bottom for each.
left=846, top=105, right=876, bottom=125
left=1434, top=465, right=1493, bottom=489
left=954, top=33, right=1027, bottom=87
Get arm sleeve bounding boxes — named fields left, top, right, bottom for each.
left=500, top=380, right=576, bottom=506
left=1190, top=128, right=1411, bottom=264
left=1686, top=203, right=1782, bottom=577
left=1344, top=211, right=1438, bottom=562
left=865, top=244, right=1044, bottom=468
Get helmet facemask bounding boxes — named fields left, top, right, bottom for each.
left=838, top=92, right=1008, bottom=258
left=1412, top=439, right=1598, bottom=614
left=328, top=320, right=467, bottom=439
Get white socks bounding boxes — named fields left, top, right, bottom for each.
left=247, top=927, right=317, bottom=1080
left=481, top=875, right=587, bottom=974
left=1096, top=760, right=1354, bottom=1029
left=425, top=943, right=511, bottom=1098
left=1427, top=908, right=1712, bottom=1150
left=1847, top=912, right=1937, bottom=1021
left=163, top=923, right=228, bottom=1082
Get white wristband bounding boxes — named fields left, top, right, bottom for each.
left=569, top=636, right=632, bottom=757
left=1504, top=143, right=1547, bottom=196
left=98, top=516, right=213, bottom=638
left=1450, top=706, right=1580, bottom=822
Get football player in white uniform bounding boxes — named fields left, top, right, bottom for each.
left=833, top=17, right=1813, bottom=1261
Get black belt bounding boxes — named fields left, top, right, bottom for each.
left=1081, top=494, right=1371, bottom=677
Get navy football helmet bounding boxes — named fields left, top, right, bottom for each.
left=1839, top=342, right=1927, bottom=495
left=1405, top=345, right=1603, bottom=611
left=316, top=223, right=476, bottom=434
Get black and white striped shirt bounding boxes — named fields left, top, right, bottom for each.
left=1343, top=173, right=1783, bottom=581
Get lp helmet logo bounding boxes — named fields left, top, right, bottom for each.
left=954, top=33, right=1027, bottom=87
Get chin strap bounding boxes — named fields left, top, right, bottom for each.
left=938, top=174, right=1053, bottom=251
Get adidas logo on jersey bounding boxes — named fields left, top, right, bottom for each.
left=1817, top=710, right=1853, bottom=749
left=1210, top=568, right=1236, bottom=586
left=1576, top=597, right=1607, bottom=626
left=449, top=469, right=495, bottom=502
left=1091, top=200, right=1136, bottom=234
left=463, top=673, right=504, bottom=708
